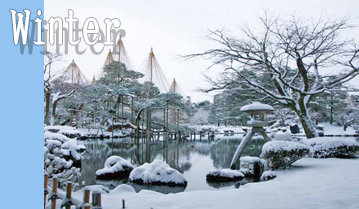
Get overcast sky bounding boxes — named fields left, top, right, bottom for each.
left=45, top=0, right=359, bottom=102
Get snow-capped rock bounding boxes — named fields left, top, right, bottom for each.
left=96, top=156, right=134, bottom=180
left=206, top=169, right=244, bottom=181
left=129, top=160, right=187, bottom=186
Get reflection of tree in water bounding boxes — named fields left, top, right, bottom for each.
left=80, top=139, right=193, bottom=193
left=80, top=137, right=267, bottom=193
left=210, top=138, right=268, bottom=169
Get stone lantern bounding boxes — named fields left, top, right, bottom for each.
left=241, top=102, right=274, bottom=127
left=230, top=102, right=274, bottom=169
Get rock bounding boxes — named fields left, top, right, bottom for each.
left=261, top=171, right=276, bottom=181
left=289, top=124, right=300, bottom=134
left=129, top=160, right=187, bottom=186
left=206, top=169, right=244, bottom=181
left=96, top=156, right=134, bottom=180
left=239, top=156, right=264, bottom=179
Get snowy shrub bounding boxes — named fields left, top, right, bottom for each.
left=58, top=129, right=81, bottom=139
left=260, top=141, right=310, bottom=170
left=206, top=169, right=244, bottom=181
left=261, top=171, right=276, bottom=181
left=44, top=125, right=76, bottom=133
left=306, top=137, right=359, bottom=158
left=239, top=156, right=264, bottom=178
left=96, top=156, right=134, bottom=180
left=44, top=131, right=84, bottom=188
left=129, top=160, right=187, bottom=186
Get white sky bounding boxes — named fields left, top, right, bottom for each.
left=45, top=0, right=359, bottom=102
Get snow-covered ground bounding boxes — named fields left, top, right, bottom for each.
left=67, top=157, right=359, bottom=209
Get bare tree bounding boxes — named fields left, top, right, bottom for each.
left=183, top=14, right=359, bottom=138
left=51, top=90, right=75, bottom=125
left=44, top=51, right=62, bottom=125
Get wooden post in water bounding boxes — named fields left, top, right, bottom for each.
left=83, top=188, right=91, bottom=209
left=65, top=182, right=72, bottom=209
left=51, top=178, right=58, bottom=209
left=44, top=174, right=48, bottom=209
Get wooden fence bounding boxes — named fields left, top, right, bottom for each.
left=44, top=174, right=112, bottom=209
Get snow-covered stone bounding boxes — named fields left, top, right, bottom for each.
left=306, top=137, right=359, bottom=158
left=129, top=160, right=187, bottom=186
left=260, top=141, right=310, bottom=170
left=260, top=171, right=276, bottom=181
left=274, top=131, right=292, bottom=141
left=206, top=169, right=244, bottom=181
left=239, top=156, right=264, bottom=178
left=110, top=184, right=136, bottom=195
left=96, top=156, right=134, bottom=180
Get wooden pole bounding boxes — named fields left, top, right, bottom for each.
left=131, top=97, right=134, bottom=124
left=65, top=182, right=72, bottom=209
left=121, top=95, right=124, bottom=129
left=92, top=190, right=102, bottom=208
left=83, top=188, right=91, bottom=209
left=122, top=199, right=126, bottom=208
left=51, top=178, right=58, bottom=209
left=44, top=174, right=48, bottom=209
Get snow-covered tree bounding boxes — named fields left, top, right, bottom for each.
left=184, top=14, right=359, bottom=138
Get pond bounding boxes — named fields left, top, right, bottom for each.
left=79, top=135, right=268, bottom=194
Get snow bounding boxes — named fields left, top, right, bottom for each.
left=261, top=141, right=310, bottom=154
left=110, top=184, right=136, bottom=195
left=44, top=131, right=69, bottom=143
left=61, top=139, right=83, bottom=160
left=44, top=125, right=76, bottom=132
left=96, top=156, right=134, bottom=176
left=273, top=131, right=292, bottom=141
left=70, top=158, right=359, bottom=209
left=318, top=123, right=357, bottom=135
left=206, top=169, right=244, bottom=179
left=240, top=156, right=261, bottom=164
left=240, top=102, right=274, bottom=112
left=129, top=160, right=187, bottom=185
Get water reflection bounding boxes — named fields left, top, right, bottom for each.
left=80, top=136, right=268, bottom=194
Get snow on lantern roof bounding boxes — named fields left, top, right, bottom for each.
left=240, top=102, right=274, bottom=112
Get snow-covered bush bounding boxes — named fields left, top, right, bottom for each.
left=129, top=160, right=187, bottom=186
left=260, top=141, right=310, bottom=170
left=306, top=137, right=359, bottom=158
left=206, top=169, right=244, bottom=181
left=58, top=129, right=81, bottom=139
left=44, top=131, right=84, bottom=188
left=239, top=156, right=264, bottom=178
left=96, top=156, right=134, bottom=180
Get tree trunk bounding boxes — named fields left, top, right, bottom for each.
left=297, top=111, right=318, bottom=139
left=44, top=91, right=51, bottom=125
left=51, top=101, right=58, bottom=125
left=330, top=94, right=334, bottom=125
